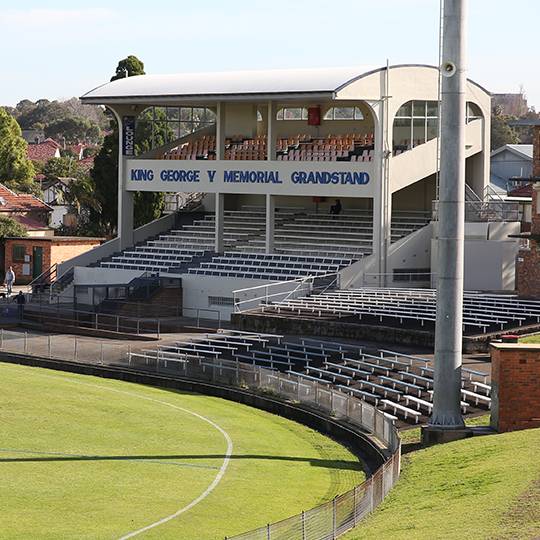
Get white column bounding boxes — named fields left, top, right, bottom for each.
left=215, top=192, right=225, bottom=253
left=113, top=108, right=134, bottom=250
left=267, top=101, right=277, bottom=161
left=216, top=102, right=227, bottom=160
left=265, top=194, right=275, bottom=253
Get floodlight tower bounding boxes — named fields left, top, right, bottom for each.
left=424, top=0, right=467, bottom=441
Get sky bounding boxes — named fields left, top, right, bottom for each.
left=0, top=0, right=538, bottom=109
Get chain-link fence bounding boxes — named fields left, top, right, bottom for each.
left=124, top=353, right=401, bottom=540
left=0, top=332, right=401, bottom=540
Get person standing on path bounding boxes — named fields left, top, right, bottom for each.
left=4, top=267, right=15, bottom=296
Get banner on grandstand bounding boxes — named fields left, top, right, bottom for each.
left=122, top=116, right=136, bottom=156
left=125, top=159, right=375, bottom=197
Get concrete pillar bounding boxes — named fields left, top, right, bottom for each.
left=112, top=108, right=134, bottom=250
left=216, top=102, right=227, bottom=160
left=265, top=194, right=275, bottom=253
left=215, top=192, right=225, bottom=253
left=267, top=101, right=277, bottom=161
left=430, top=0, right=467, bottom=430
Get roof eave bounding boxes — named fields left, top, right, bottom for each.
left=80, top=90, right=336, bottom=106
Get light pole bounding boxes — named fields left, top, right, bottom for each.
left=423, top=0, right=468, bottom=442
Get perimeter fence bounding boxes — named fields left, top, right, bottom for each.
left=0, top=329, right=401, bottom=540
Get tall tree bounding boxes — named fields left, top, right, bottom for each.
left=90, top=55, right=167, bottom=235
left=491, top=111, right=520, bottom=150
left=0, top=215, right=28, bottom=239
left=0, top=107, right=39, bottom=195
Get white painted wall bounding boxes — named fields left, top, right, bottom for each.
left=74, top=266, right=143, bottom=285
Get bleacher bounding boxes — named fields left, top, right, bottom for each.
left=127, top=330, right=491, bottom=425
left=164, top=133, right=375, bottom=162
left=100, top=207, right=429, bottom=278
left=257, top=287, right=540, bottom=335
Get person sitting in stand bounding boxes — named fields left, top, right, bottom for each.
left=329, top=199, right=342, bottom=215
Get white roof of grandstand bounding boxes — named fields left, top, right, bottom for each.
left=81, top=66, right=378, bottom=103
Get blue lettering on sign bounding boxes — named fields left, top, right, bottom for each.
left=130, top=169, right=154, bottom=181
left=223, top=170, right=282, bottom=183
left=160, top=169, right=201, bottom=182
left=290, top=171, right=369, bottom=185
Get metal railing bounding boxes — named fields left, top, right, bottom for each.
left=233, top=273, right=340, bottom=313
left=360, top=271, right=437, bottom=288
left=123, top=352, right=400, bottom=540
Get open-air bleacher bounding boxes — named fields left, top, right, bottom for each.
left=259, top=287, right=540, bottom=335
left=126, top=330, right=492, bottom=426
left=100, top=206, right=429, bottom=278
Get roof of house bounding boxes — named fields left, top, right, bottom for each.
left=12, top=214, right=51, bottom=231
left=27, top=138, right=61, bottom=162
left=508, top=183, right=533, bottom=197
left=0, top=184, right=52, bottom=213
left=491, top=144, right=533, bottom=160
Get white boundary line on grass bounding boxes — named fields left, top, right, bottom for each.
left=9, top=367, right=233, bottom=540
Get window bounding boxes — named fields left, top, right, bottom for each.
left=323, top=106, right=364, bottom=121
left=276, top=107, right=308, bottom=121
left=393, top=100, right=439, bottom=150
left=12, top=245, right=25, bottom=262
left=393, top=268, right=431, bottom=282
left=466, top=102, right=482, bottom=123
left=135, top=106, right=216, bottom=154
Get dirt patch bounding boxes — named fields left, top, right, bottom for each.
left=496, top=478, right=540, bottom=539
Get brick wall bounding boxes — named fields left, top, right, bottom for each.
left=490, top=343, right=540, bottom=432
left=50, top=240, right=100, bottom=268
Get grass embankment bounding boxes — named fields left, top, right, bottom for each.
left=0, top=362, right=363, bottom=539
left=345, top=415, right=540, bottom=540
left=519, top=333, right=540, bottom=344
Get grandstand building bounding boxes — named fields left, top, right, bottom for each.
left=74, top=64, right=519, bottom=319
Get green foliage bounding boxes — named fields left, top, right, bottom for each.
left=44, top=116, right=102, bottom=144
left=90, top=56, right=166, bottom=234
left=42, top=156, right=80, bottom=181
left=0, top=107, right=39, bottom=195
left=1, top=363, right=363, bottom=539
left=491, top=112, right=520, bottom=150
left=111, top=55, right=145, bottom=81
left=0, top=215, right=28, bottom=239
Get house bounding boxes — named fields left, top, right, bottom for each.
left=27, top=138, right=61, bottom=162
left=490, top=144, right=533, bottom=194
left=40, top=177, right=74, bottom=227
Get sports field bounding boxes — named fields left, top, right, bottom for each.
left=0, top=362, right=364, bottom=539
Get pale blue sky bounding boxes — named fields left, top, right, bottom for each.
left=1, top=0, right=538, bottom=109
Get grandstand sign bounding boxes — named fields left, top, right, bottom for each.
left=125, top=159, right=375, bottom=197
left=122, top=116, right=136, bottom=156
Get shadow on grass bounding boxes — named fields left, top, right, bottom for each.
left=0, top=451, right=363, bottom=471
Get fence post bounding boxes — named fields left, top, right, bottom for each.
left=74, top=337, right=78, bottom=361
left=48, top=334, right=51, bottom=358
left=353, top=485, right=358, bottom=525
left=197, top=309, right=200, bottom=328
left=301, top=510, right=306, bottom=540
left=137, top=319, right=140, bottom=335
left=332, top=496, right=337, bottom=539
left=0, top=328, right=3, bottom=350
left=95, top=313, right=98, bottom=330
left=157, top=319, right=160, bottom=339
left=24, top=331, right=28, bottom=354
left=266, top=523, right=271, bottom=540
left=116, top=316, right=120, bottom=333
left=100, top=342, right=104, bottom=364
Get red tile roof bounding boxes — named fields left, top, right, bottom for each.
left=0, top=184, right=51, bottom=212
left=508, top=183, right=533, bottom=197
left=13, top=214, right=51, bottom=231
left=27, top=138, right=61, bottom=162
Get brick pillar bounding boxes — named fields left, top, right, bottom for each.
left=490, top=343, right=540, bottom=432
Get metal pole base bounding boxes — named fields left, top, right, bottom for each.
left=421, top=425, right=472, bottom=446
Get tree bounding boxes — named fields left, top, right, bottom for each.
left=0, top=215, right=27, bottom=239
left=44, top=117, right=102, bottom=144
left=491, top=112, right=520, bottom=150
left=111, top=55, right=145, bottom=81
left=90, top=55, right=166, bottom=234
left=0, top=107, right=39, bottom=195
left=42, top=156, right=80, bottom=181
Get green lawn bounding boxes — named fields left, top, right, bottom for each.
left=519, top=333, right=540, bottom=344
left=0, top=362, right=363, bottom=539
left=345, top=419, right=540, bottom=540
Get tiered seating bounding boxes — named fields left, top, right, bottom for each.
left=100, top=207, right=430, bottom=276
left=259, top=287, right=540, bottom=335
left=163, top=133, right=375, bottom=161
left=127, top=331, right=491, bottom=425
left=188, top=252, right=352, bottom=280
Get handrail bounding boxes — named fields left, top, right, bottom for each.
left=233, top=272, right=340, bottom=313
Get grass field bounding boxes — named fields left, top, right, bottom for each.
left=519, top=333, right=540, bottom=344
left=0, top=362, right=364, bottom=539
left=345, top=417, right=540, bottom=540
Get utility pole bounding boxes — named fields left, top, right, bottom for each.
left=423, top=0, right=467, bottom=442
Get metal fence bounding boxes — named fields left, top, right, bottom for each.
left=0, top=330, right=401, bottom=540
left=125, top=353, right=401, bottom=540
